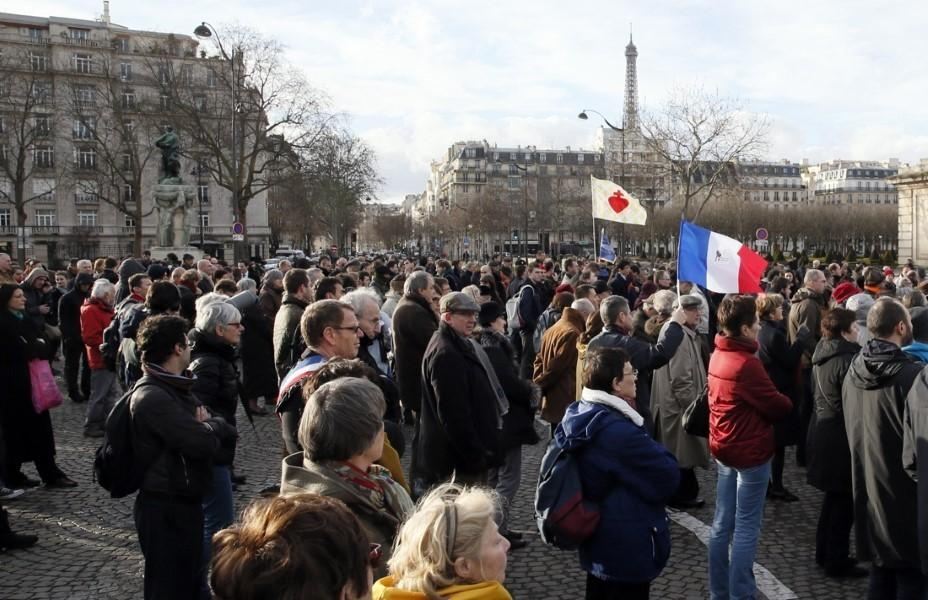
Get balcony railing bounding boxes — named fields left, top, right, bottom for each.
left=70, top=225, right=102, bottom=235
left=32, top=225, right=60, bottom=235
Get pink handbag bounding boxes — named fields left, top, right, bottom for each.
left=29, top=359, right=63, bottom=413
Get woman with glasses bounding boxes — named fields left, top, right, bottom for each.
left=373, top=483, right=512, bottom=599
left=281, top=377, right=414, bottom=579
left=559, top=346, right=680, bottom=600
left=210, top=493, right=377, bottom=600
left=188, top=300, right=244, bottom=594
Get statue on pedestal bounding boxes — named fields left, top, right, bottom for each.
left=152, top=126, right=196, bottom=248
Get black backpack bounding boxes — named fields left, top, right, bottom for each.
left=93, top=381, right=151, bottom=498
left=534, top=438, right=601, bottom=550
left=99, top=298, right=137, bottom=371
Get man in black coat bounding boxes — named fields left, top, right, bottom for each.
left=588, top=294, right=685, bottom=435
left=130, top=314, right=236, bottom=600
left=904, top=363, right=928, bottom=579
left=58, top=272, right=94, bottom=402
left=391, top=271, right=438, bottom=422
left=411, top=292, right=502, bottom=496
left=843, top=298, right=925, bottom=595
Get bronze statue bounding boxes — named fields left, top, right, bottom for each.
left=155, top=126, right=182, bottom=184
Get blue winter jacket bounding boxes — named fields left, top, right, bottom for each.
left=902, top=341, right=928, bottom=363
left=557, top=399, right=680, bottom=583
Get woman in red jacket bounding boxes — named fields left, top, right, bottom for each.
left=707, top=295, right=792, bottom=600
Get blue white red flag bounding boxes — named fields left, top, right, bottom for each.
left=599, top=228, right=616, bottom=263
left=678, top=221, right=767, bottom=294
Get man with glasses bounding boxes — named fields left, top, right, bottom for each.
left=276, top=300, right=362, bottom=454
left=411, top=292, right=505, bottom=497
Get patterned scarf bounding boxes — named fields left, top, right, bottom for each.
left=330, top=462, right=414, bottom=520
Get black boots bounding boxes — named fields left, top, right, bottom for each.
left=0, top=508, right=38, bottom=552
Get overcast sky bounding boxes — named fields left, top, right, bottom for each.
left=14, top=0, right=928, bottom=203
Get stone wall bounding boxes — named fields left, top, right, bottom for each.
left=890, top=168, right=928, bottom=264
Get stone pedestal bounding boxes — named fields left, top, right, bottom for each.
left=889, top=167, right=928, bottom=265
left=152, top=184, right=197, bottom=248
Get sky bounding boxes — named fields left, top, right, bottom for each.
left=13, top=0, right=928, bottom=204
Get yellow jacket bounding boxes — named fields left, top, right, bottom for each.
left=372, top=576, right=512, bottom=600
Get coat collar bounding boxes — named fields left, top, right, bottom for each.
left=560, top=307, right=586, bottom=332
left=580, top=387, right=644, bottom=427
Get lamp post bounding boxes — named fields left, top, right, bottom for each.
left=194, top=22, right=241, bottom=260
left=190, top=164, right=207, bottom=248
left=579, top=108, right=626, bottom=255
left=511, top=162, right=530, bottom=259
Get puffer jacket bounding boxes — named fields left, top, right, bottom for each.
left=189, top=329, right=240, bottom=466
left=80, top=297, right=114, bottom=370
left=708, top=335, right=792, bottom=469
left=129, top=366, right=235, bottom=498
left=558, top=388, right=679, bottom=583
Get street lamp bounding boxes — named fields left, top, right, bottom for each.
left=511, top=162, right=530, bottom=259
left=190, top=164, right=207, bottom=248
left=194, top=22, right=241, bottom=259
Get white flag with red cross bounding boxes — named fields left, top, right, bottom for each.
left=590, top=175, right=647, bottom=225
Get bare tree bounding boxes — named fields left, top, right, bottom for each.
left=642, top=87, right=768, bottom=223
left=146, top=25, right=333, bottom=257
left=0, top=47, right=70, bottom=262
left=64, top=56, right=161, bottom=256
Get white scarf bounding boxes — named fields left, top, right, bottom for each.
left=580, top=387, right=644, bottom=427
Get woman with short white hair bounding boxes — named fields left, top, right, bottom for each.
left=372, top=483, right=513, bottom=599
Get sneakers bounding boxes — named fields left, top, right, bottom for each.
left=0, top=487, right=25, bottom=501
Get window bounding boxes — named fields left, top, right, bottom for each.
left=461, top=184, right=469, bottom=193
left=34, top=115, right=50, bottom=138
left=73, top=118, right=94, bottom=140
left=465, top=147, right=476, bottom=158
left=124, top=214, right=135, bottom=227
left=33, top=179, right=54, bottom=202
left=524, top=153, right=531, bottom=160
left=508, top=176, right=521, bottom=190
left=113, top=37, right=129, bottom=52
left=492, top=152, right=499, bottom=160
left=122, top=184, right=134, bottom=204
left=158, top=64, right=171, bottom=84
left=200, top=213, right=210, bottom=228
left=578, top=153, right=585, bottom=164
left=121, top=89, right=136, bottom=110
left=27, top=28, right=45, bottom=42
left=0, top=208, right=10, bottom=227
left=763, top=191, right=769, bottom=202
left=194, top=95, right=208, bottom=111
left=75, top=185, right=98, bottom=204
left=159, top=94, right=171, bottom=111
left=68, top=28, right=90, bottom=41
left=35, top=209, right=55, bottom=227
left=179, top=65, right=192, bottom=85
left=508, top=164, right=519, bottom=175
left=120, top=153, right=132, bottom=171
left=119, top=62, right=132, bottom=81
left=556, top=154, right=563, bottom=164
left=34, top=147, right=54, bottom=168
left=123, top=120, right=135, bottom=133
left=77, top=210, right=97, bottom=226
left=73, top=53, right=92, bottom=74
left=491, top=163, right=500, bottom=174
left=774, top=191, right=779, bottom=202
left=206, top=68, right=217, bottom=88
left=75, top=146, right=96, bottom=170
left=29, top=81, right=50, bottom=104
left=30, top=52, right=48, bottom=72
left=792, top=192, right=798, bottom=202
left=539, top=153, right=547, bottom=163
left=75, top=84, right=95, bottom=106
left=509, top=152, right=516, bottom=160
left=197, top=185, right=210, bottom=204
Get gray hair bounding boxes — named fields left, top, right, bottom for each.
left=195, top=292, right=228, bottom=314
left=804, top=269, right=825, bottom=285
left=307, top=267, right=323, bottom=285
left=236, top=278, right=257, bottom=292
left=90, top=279, right=115, bottom=300
left=571, top=298, right=595, bottom=321
left=263, top=268, right=283, bottom=284
left=651, top=289, right=678, bottom=316
left=76, top=259, right=92, bottom=270
left=341, top=288, right=381, bottom=313
left=299, top=378, right=386, bottom=463
left=195, top=301, right=241, bottom=333
left=404, top=270, right=433, bottom=296
left=600, top=295, right=630, bottom=326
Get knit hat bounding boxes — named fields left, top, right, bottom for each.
left=147, top=263, right=170, bottom=281
left=555, top=282, right=574, bottom=294
left=831, top=282, right=860, bottom=305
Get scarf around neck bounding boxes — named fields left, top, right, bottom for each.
left=467, top=338, right=510, bottom=428
left=580, top=387, right=644, bottom=427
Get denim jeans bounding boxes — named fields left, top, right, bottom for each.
left=201, top=465, right=233, bottom=600
left=709, top=459, right=771, bottom=600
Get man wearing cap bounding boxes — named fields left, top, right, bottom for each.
left=411, top=292, right=504, bottom=495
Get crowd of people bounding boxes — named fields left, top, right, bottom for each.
left=1, top=247, right=928, bottom=599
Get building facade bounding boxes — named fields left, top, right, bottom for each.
left=802, top=159, right=900, bottom=207
left=736, top=159, right=808, bottom=209
left=0, top=9, right=271, bottom=264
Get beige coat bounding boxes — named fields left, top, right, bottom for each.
left=651, top=323, right=709, bottom=469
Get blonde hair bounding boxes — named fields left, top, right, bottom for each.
left=388, top=484, right=499, bottom=599
left=755, top=293, right=784, bottom=320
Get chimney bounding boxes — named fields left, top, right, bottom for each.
left=102, top=0, right=111, bottom=24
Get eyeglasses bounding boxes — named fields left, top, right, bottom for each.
left=623, top=368, right=638, bottom=379
left=368, top=543, right=382, bottom=569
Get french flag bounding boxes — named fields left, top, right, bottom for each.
left=678, top=221, right=767, bottom=294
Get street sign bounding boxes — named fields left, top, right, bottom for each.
left=756, top=227, right=769, bottom=241
left=232, top=233, right=244, bottom=242
left=231, top=222, right=245, bottom=235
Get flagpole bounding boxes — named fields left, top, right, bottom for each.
left=676, top=218, right=685, bottom=297
left=592, top=217, right=597, bottom=261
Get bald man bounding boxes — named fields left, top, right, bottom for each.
left=196, top=259, right=214, bottom=294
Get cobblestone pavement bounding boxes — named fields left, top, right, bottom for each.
left=2, top=391, right=869, bottom=599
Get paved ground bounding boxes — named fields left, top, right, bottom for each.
left=2, top=391, right=869, bottom=599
